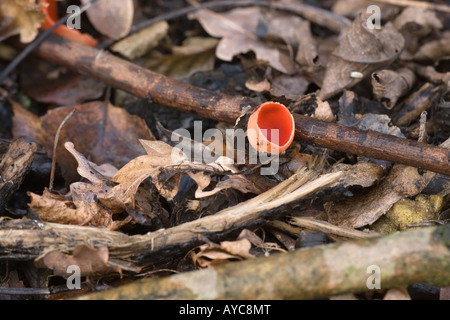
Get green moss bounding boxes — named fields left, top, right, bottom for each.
left=371, top=194, right=443, bottom=234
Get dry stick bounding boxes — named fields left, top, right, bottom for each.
left=28, top=36, right=450, bottom=176
left=374, top=0, right=450, bottom=13
left=49, top=109, right=76, bottom=191
left=78, top=224, right=450, bottom=300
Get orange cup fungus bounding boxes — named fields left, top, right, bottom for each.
left=247, top=101, right=295, bottom=154
left=41, top=0, right=98, bottom=47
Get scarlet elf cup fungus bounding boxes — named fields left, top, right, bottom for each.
left=247, top=102, right=295, bottom=154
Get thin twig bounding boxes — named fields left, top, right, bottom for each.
left=374, top=0, right=450, bottom=13
left=49, top=109, right=76, bottom=191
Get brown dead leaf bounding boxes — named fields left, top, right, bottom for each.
left=269, top=74, right=309, bottom=100
left=108, top=140, right=187, bottom=203
left=81, top=0, right=133, bottom=40
left=11, top=99, right=47, bottom=145
left=312, top=98, right=335, bottom=122
left=394, top=7, right=442, bottom=39
left=0, top=0, right=44, bottom=43
left=28, top=188, right=91, bottom=225
left=111, top=21, right=169, bottom=59
left=191, top=237, right=253, bottom=268
left=413, top=39, right=450, bottom=62
left=318, top=12, right=404, bottom=99
left=296, top=21, right=320, bottom=70
left=35, top=244, right=121, bottom=277
left=40, top=102, right=154, bottom=184
left=371, top=68, right=416, bottom=109
left=144, top=37, right=218, bottom=80
left=190, top=7, right=297, bottom=74
left=20, top=57, right=106, bottom=106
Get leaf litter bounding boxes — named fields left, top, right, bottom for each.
left=0, top=0, right=449, bottom=300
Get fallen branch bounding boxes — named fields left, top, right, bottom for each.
left=78, top=224, right=450, bottom=299
left=24, top=36, right=450, bottom=175
left=0, top=169, right=342, bottom=265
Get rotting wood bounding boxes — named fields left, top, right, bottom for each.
left=78, top=224, right=450, bottom=299
left=0, top=138, right=37, bottom=212
left=21, top=36, right=450, bottom=176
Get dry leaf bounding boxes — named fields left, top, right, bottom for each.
left=20, top=57, right=106, bottom=106
left=111, top=21, right=169, bottom=59
left=81, top=0, right=133, bottom=40
left=0, top=0, right=44, bottom=43
left=296, top=21, right=320, bottom=70
left=29, top=188, right=90, bottom=225
left=143, top=37, right=218, bottom=80
left=35, top=244, right=121, bottom=277
left=413, top=39, right=450, bottom=62
left=11, top=99, right=47, bottom=144
left=40, top=102, right=154, bottom=184
left=318, top=12, right=404, bottom=99
left=394, top=7, right=442, bottom=41
left=190, top=7, right=297, bottom=74
left=269, top=75, right=309, bottom=100
left=245, top=78, right=271, bottom=92
left=371, top=68, right=416, bottom=109
left=312, top=98, right=335, bottom=122
left=191, top=237, right=254, bottom=268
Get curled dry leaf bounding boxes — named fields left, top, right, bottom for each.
left=111, top=21, right=169, bottom=59
left=40, top=101, right=154, bottom=184
left=312, top=97, right=335, bottom=122
left=318, top=12, right=404, bottom=99
left=371, top=68, right=416, bottom=109
left=394, top=7, right=442, bottom=40
left=190, top=7, right=297, bottom=74
left=0, top=0, right=44, bottom=43
left=81, top=0, right=133, bottom=40
left=35, top=244, right=121, bottom=277
left=191, top=237, right=253, bottom=268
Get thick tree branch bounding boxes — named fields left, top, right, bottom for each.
left=79, top=224, right=450, bottom=299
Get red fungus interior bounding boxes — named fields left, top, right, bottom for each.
left=257, top=103, right=294, bottom=146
